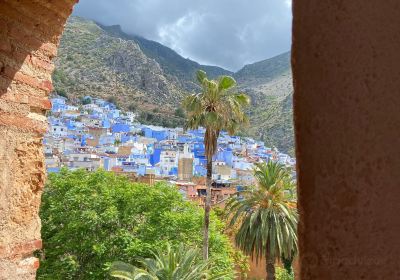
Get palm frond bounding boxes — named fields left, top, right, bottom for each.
left=110, top=243, right=228, bottom=280
left=226, top=161, right=298, bottom=263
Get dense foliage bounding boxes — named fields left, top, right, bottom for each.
left=226, top=161, right=298, bottom=280
left=37, top=169, right=235, bottom=279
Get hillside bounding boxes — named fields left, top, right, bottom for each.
left=53, top=16, right=185, bottom=127
left=235, top=52, right=294, bottom=154
left=53, top=16, right=294, bottom=154
left=100, top=23, right=232, bottom=91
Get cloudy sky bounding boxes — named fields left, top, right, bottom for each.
left=73, top=0, right=292, bottom=71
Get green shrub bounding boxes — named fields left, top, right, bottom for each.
left=37, top=169, right=235, bottom=279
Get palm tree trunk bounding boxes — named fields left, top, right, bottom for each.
left=203, top=155, right=212, bottom=260
left=266, top=253, right=275, bottom=280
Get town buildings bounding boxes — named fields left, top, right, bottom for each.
left=45, top=96, right=296, bottom=204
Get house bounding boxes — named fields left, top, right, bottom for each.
left=50, top=123, right=68, bottom=137
left=158, top=150, right=178, bottom=175
left=213, top=161, right=236, bottom=181
left=66, top=152, right=101, bottom=171
left=143, top=126, right=168, bottom=141
left=51, top=97, right=67, bottom=112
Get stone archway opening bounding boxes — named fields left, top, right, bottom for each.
left=1, top=1, right=400, bottom=279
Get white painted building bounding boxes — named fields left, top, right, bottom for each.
left=50, top=124, right=68, bottom=137
left=158, top=150, right=178, bottom=175
left=66, top=153, right=101, bottom=171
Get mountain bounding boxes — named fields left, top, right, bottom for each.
left=234, top=52, right=294, bottom=155
left=100, top=23, right=233, bottom=91
left=53, top=16, right=294, bottom=154
left=53, top=16, right=186, bottom=127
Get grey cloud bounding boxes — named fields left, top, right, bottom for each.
left=73, top=0, right=292, bottom=71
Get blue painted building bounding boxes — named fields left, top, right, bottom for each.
left=143, top=127, right=168, bottom=141
left=51, top=97, right=67, bottom=112
left=150, top=148, right=161, bottom=165
left=112, top=123, right=131, bottom=133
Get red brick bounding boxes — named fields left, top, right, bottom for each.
left=40, top=80, right=53, bottom=92
left=40, top=42, right=58, bottom=59
left=0, top=91, right=29, bottom=104
left=28, top=56, right=54, bottom=72
left=0, top=240, right=42, bottom=258
left=0, top=16, right=58, bottom=60
left=29, top=96, right=52, bottom=110
left=11, top=240, right=42, bottom=256
left=1, top=66, right=52, bottom=93
left=0, top=92, right=50, bottom=111
left=0, top=112, right=47, bottom=134
left=34, top=0, right=76, bottom=21
left=33, top=258, right=40, bottom=269
left=18, top=257, right=41, bottom=271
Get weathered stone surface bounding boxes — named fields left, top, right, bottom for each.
left=293, top=1, right=400, bottom=279
left=0, top=0, right=77, bottom=279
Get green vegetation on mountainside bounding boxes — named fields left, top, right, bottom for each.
left=235, top=52, right=294, bottom=155
left=53, top=16, right=184, bottom=115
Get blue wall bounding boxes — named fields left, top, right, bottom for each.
left=144, top=128, right=168, bottom=141
left=112, top=123, right=130, bottom=133
left=150, top=148, right=161, bottom=165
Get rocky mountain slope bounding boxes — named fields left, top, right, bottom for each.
left=53, top=16, right=294, bottom=154
left=235, top=52, right=294, bottom=155
left=53, top=17, right=183, bottom=118
left=100, top=23, right=233, bottom=92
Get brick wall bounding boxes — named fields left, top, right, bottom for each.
left=0, top=1, right=77, bottom=279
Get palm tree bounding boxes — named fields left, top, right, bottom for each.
left=183, top=70, right=250, bottom=259
left=225, top=161, right=298, bottom=280
left=109, top=244, right=227, bottom=280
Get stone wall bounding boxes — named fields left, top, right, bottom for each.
left=293, top=1, right=400, bottom=279
left=0, top=1, right=77, bottom=278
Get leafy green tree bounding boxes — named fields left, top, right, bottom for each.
left=110, top=244, right=228, bottom=280
left=37, top=169, right=235, bottom=279
left=225, top=162, right=298, bottom=280
left=183, top=70, right=250, bottom=259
